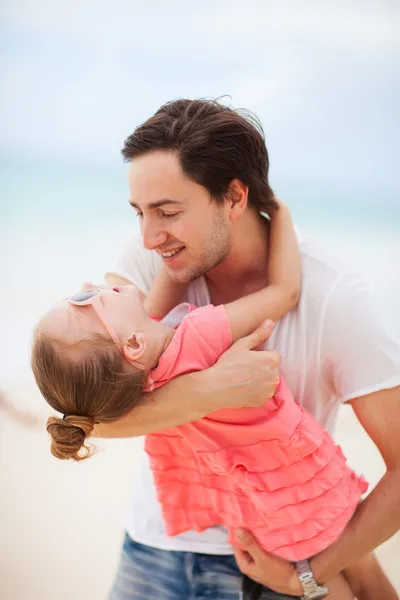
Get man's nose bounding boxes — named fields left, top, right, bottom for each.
left=141, top=218, right=168, bottom=250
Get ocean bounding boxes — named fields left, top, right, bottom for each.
left=0, top=158, right=399, bottom=390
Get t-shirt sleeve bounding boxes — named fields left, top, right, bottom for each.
left=319, top=273, right=400, bottom=403
left=104, top=229, right=162, bottom=294
left=186, top=305, right=233, bottom=358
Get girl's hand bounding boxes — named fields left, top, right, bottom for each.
left=270, top=195, right=287, bottom=213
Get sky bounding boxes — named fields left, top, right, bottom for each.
left=1, top=0, right=399, bottom=192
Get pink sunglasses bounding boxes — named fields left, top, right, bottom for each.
left=69, top=289, right=120, bottom=347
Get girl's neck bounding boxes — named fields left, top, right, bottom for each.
left=142, top=322, right=176, bottom=372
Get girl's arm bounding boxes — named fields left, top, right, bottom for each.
left=143, top=267, right=187, bottom=318
left=225, top=200, right=301, bottom=342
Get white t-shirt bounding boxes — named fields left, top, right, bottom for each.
left=106, top=227, right=400, bottom=554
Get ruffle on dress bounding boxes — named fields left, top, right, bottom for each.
left=145, top=404, right=368, bottom=560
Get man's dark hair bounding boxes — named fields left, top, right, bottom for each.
left=122, top=98, right=278, bottom=215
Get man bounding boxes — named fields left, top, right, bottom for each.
left=97, top=99, right=400, bottom=599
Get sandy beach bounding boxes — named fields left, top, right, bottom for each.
left=1, top=378, right=399, bottom=599
left=2, top=2, right=399, bottom=597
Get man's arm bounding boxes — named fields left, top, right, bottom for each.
left=93, top=321, right=281, bottom=438
left=311, top=384, right=400, bottom=583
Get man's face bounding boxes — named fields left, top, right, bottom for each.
left=128, top=150, right=232, bottom=283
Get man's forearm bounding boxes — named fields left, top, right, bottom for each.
left=311, top=468, right=400, bottom=584
left=93, top=323, right=280, bottom=439
left=93, top=370, right=214, bottom=438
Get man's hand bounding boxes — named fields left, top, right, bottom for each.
left=233, top=530, right=358, bottom=599
left=209, top=320, right=281, bottom=409
left=94, top=321, right=281, bottom=438
left=232, top=529, right=302, bottom=596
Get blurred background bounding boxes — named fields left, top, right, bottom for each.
left=0, top=1, right=399, bottom=598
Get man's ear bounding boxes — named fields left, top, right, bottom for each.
left=122, top=333, right=146, bottom=364
left=226, top=179, right=248, bottom=221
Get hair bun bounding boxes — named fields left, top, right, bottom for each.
left=47, top=415, right=94, bottom=461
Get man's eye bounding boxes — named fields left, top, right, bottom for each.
left=161, top=212, right=179, bottom=219
left=135, top=212, right=143, bottom=219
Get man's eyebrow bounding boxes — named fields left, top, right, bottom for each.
left=129, top=199, right=183, bottom=210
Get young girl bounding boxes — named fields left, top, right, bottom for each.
left=31, top=203, right=395, bottom=600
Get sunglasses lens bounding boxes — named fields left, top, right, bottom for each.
left=70, top=290, right=99, bottom=304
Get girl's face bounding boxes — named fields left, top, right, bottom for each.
left=39, top=285, right=153, bottom=352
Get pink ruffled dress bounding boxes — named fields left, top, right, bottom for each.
left=145, top=304, right=368, bottom=561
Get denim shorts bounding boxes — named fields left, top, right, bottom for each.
left=108, top=533, right=300, bottom=600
